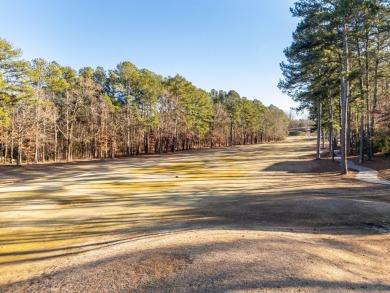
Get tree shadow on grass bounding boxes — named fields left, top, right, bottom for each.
left=1, top=181, right=390, bottom=267
left=1, top=236, right=389, bottom=292
left=1, top=137, right=389, bottom=291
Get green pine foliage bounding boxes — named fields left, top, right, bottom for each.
left=0, top=39, right=289, bottom=164
left=279, top=0, right=390, bottom=172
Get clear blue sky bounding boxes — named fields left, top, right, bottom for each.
left=0, top=0, right=299, bottom=112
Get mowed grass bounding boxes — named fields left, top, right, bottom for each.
left=0, top=138, right=317, bottom=270
left=0, top=147, right=273, bottom=265
left=2, top=137, right=390, bottom=291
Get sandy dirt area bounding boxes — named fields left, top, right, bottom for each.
left=0, top=137, right=389, bottom=292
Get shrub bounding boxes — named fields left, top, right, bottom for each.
left=374, top=131, right=390, bottom=155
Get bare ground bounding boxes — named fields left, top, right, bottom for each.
left=0, top=137, right=389, bottom=292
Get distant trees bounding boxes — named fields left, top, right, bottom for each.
left=209, top=90, right=288, bottom=145
left=0, top=38, right=289, bottom=164
left=279, top=0, right=390, bottom=174
left=0, top=38, right=31, bottom=165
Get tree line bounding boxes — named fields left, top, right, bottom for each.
left=279, top=0, right=389, bottom=174
left=0, top=38, right=289, bottom=165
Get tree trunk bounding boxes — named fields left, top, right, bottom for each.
left=42, top=119, right=46, bottom=162
left=66, top=91, right=70, bottom=161
left=316, top=97, right=321, bottom=160
left=144, top=130, right=149, bottom=155
left=328, top=94, right=334, bottom=156
left=230, top=122, right=233, bottom=146
left=340, top=23, right=349, bottom=175
left=347, top=104, right=352, bottom=155
left=17, top=137, right=22, bottom=166
left=356, top=42, right=366, bottom=164
left=67, top=123, right=72, bottom=161
left=369, top=47, right=380, bottom=157
left=4, top=139, right=8, bottom=165
left=34, top=103, right=39, bottom=163
left=10, top=116, right=14, bottom=164
left=359, top=112, right=365, bottom=164
left=54, top=111, right=58, bottom=162
left=365, top=31, right=372, bottom=161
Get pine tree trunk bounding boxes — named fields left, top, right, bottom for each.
left=230, top=122, right=233, bottom=146
left=316, top=97, right=321, bottom=160
left=347, top=104, right=352, bottom=155
left=10, top=120, right=14, bottom=164
left=4, top=139, right=8, bottom=165
left=66, top=91, right=70, bottom=161
left=34, top=103, right=39, bottom=163
left=54, top=111, right=58, bottom=162
left=369, top=49, right=380, bottom=157
left=17, top=137, right=22, bottom=166
left=328, top=93, right=333, bottom=156
left=365, top=32, right=372, bottom=161
left=340, top=23, right=349, bottom=175
left=359, top=112, right=365, bottom=164
left=357, top=39, right=366, bottom=164
left=42, top=119, right=46, bottom=162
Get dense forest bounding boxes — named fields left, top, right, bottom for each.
left=279, top=0, right=389, bottom=174
left=0, top=39, right=289, bottom=165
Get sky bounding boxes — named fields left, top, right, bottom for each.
left=0, top=0, right=301, bottom=113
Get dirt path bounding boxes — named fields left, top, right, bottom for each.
left=1, top=137, right=389, bottom=292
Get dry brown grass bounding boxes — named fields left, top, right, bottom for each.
left=1, top=137, right=389, bottom=292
